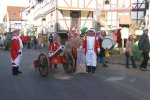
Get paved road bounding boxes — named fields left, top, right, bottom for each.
left=0, top=48, right=150, bottom=100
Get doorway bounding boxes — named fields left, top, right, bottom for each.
left=71, top=11, right=80, bottom=29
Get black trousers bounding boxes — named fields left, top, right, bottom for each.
left=27, top=42, right=30, bottom=49
left=126, top=56, right=136, bottom=68
left=141, top=52, right=149, bottom=69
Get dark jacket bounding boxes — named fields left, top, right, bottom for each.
left=138, top=34, right=150, bottom=52
left=33, top=37, right=37, bottom=44
left=98, top=37, right=105, bottom=57
left=49, top=36, right=53, bottom=43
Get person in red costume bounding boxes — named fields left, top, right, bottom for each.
left=83, top=29, right=100, bottom=73
left=10, top=29, right=23, bottom=75
left=20, top=34, right=25, bottom=47
left=26, top=34, right=31, bottom=49
left=68, top=27, right=80, bottom=71
left=49, top=38, right=59, bottom=68
left=68, top=27, right=80, bottom=40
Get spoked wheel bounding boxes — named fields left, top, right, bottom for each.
left=38, top=53, right=48, bottom=77
left=63, top=52, right=74, bottom=73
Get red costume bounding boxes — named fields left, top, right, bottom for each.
left=49, top=42, right=65, bottom=64
left=11, top=33, right=23, bottom=67
left=83, top=29, right=100, bottom=73
left=20, top=34, right=25, bottom=42
left=26, top=35, right=31, bottom=42
left=83, top=35, right=100, bottom=54
left=49, top=43, right=59, bottom=52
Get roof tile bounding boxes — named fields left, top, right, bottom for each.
left=7, top=6, right=26, bottom=21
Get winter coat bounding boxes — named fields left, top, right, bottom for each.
left=126, top=40, right=135, bottom=56
left=138, top=34, right=150, bottom=52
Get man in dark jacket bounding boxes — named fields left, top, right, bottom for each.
left=49, top=34, right=53, bottom=44
left=98, top=31, right=108, bottom=67
left=138, top=27, right=150, bottom=71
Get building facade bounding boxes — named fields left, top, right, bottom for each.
left=3, top=6, right=28, bottom=33
left=24, top=0, right=148, bottom=44
left=26, top=0, right=98, bottom=44
left=98, top=0, right=148, bottom=28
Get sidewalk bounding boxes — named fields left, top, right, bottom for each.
left=107, top=49, right=150, bottom=67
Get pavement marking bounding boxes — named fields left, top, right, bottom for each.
left=106, top=76, right=126, bottom=81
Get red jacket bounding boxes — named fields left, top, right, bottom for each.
left=20, top=35, right=25, bottom=42
left=26, top=35, right=31, bottom=42
left=11, top=34, right=21, bottom=60
left=49, top=43, right=59, bottom=52
left=49, top=43, right=64, bottom=64
left=83, top=35, right=100, bottom=54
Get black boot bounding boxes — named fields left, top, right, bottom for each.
left=87, top=66, right=91, bottom=72
left=12, top=67, right=18, bottom=75
left=16, top=67, right=22, bottom=74
left=54, top=64, right=58, bottom=69
left=92, top=67, right=96, bottom=73
left=50, top=65, right=52, bottom=69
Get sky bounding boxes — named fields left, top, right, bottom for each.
left=0, top=0, right=29, bottom=23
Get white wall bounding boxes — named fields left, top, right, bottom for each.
left=81, top=11, right=93, bottom=28
left=57, top=10, right=70, bottom=31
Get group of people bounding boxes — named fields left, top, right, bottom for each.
left=125, top=27, right=150, bottom=71
left=47, top=28, right=102, bottom=73
left=20, top=34, right=47, bottom=50
left=10, top=26, right=150, bottom=76
left=66, top=28, right=108, bottom=73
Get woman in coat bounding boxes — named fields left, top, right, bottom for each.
left=125, top=35, right=137, bottom=68
left=38, top=35, right=43, bottom=49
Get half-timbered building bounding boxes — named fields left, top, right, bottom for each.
left=26, top=0, right=148, bottom=44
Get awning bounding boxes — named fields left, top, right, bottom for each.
left=119, top=15, right=131, bottom=25
left=58, top=8, right=94, bottom=11
left=57, top=31, right=68, bottom=37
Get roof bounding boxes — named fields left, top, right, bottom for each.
left=7, top=6, right=26, bottom=21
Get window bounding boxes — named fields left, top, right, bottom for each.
left=71, top=12, right=80, bottom=28
left=105, top=0, right=109, bottom=4
left=28, top=10, right=30, bottom=13
left=36, top=0, right=43, bottom=3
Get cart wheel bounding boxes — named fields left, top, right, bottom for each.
left=38, top=53, right=48, bottom=77
left=63, top=53, right=74, bottom=73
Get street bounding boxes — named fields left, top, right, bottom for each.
left=0, top=48, right=150, bottom=100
